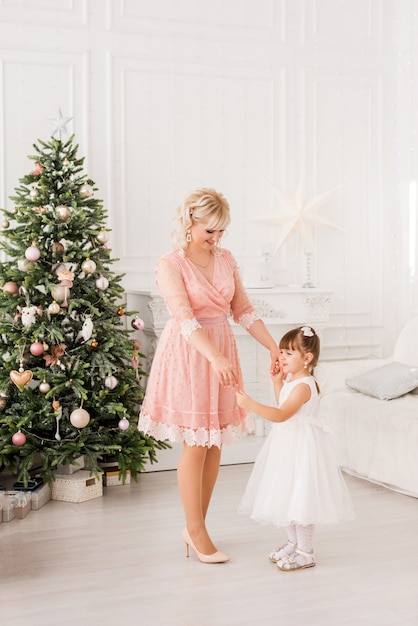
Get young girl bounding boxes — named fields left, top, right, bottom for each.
left=236, top=325, right=354, bottom=571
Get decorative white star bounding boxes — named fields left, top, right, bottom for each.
left=50, top=107, right=73, bottom=139
left=253, top=182, right=343, bottom=256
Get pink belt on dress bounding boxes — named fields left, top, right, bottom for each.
left=196, top=315, right=228, bottom=325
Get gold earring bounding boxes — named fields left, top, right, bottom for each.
left=186, top=230, right=191, bottom=243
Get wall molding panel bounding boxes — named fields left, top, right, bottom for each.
left=0, top=0, right=87, bottom=27
left=0, top=1, right=416, bottom=359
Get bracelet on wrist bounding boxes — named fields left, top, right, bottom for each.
left=209, top=353, right=222, bottom=363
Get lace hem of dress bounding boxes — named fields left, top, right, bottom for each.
left=180, top=317, right=202, bottom=340
left=237, top=310, right=261, bottom=330
left=138, top=412, right=254, bottom=448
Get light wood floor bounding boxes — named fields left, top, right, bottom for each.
left=1, top=463, right=418, bottom=626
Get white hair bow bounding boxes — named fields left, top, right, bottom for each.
left=301, top=326, right=314, bottom=337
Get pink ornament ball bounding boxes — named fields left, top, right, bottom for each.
left=118, top=418, right=130, bottom=431
left=30, top=342, right=44, bottom=356
left=131, top=316, right=145, bottom=331
left=3, top=281, right=19, bottom=295
left=55, top=263, right=67, bottom=275
left=12, top=431, right=26, bottom=446
left=70, top=408, right=91, bottom=428
left=25, top=245, right=41, bottom=261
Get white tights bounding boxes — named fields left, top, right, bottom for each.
left=286, top=523, right=315, bottom=553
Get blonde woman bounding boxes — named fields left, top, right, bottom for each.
left=138, top=188, right=280, bottom=563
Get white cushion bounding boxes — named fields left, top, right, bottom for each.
left=316, top=359, right=390, bottom=395
left=346, top=361, right=418, bottom=400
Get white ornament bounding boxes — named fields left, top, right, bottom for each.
left=104, top=375, right=118, bottom=390
left=95, top=276, right=109, bottom=291
left=80, top=183, right=93, bottom=198
left=18, top=258, right=34, bottom=272
left=82, top=259, right=96, bottom=274
left=79, top=316, right=94, bottom=342
left=97, top=230, right=109, bottom=244
left=21, top=305, right=40, bottom=327
left=25, top=245, right=41, bottom=261
left=29, top=187, right=39, bottom=199
left=56, top=205, right=71, bottom=223
left=48, top=301, right=61, bottom=314
left=70, top=408, right=90, bottom=428
left=39, top=381, right=51, bottom=394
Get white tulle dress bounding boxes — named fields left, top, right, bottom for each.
left=239, top=376, right=355, bottom=527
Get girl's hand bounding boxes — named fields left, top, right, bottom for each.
left=211, top=354, right=237, bottom=388
left=236, top=389, right=250, bottom=409
left=271, top=367, right=284, bottom=383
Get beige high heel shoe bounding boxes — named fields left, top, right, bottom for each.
left=181, top=528, right=229, bottom=564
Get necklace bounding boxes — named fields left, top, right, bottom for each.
left=186, top=253, right=213, bottom=269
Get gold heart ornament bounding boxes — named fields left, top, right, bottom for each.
left=10, top=370, right=33, bottom=391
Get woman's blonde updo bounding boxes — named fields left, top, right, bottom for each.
left=171, top=188, right=231, bottom=250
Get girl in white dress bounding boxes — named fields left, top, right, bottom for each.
left=236, top=326, right=354, bottom=571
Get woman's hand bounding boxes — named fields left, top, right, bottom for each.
left=236, top=389, right=250, bottom=409
left=269, top=348, right=281, bottom=376
left=211, top=354, right=237, bottom=387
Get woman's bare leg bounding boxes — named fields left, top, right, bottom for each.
left=177, top=443, right=221, bottom=555
left=201, top=445, right=221, bottom=519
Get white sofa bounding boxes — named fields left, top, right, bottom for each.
left=316, top=317, right=418, bottom=498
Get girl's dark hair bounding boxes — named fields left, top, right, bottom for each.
left=279, top=326, right=320, bottom=391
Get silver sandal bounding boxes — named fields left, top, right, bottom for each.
left=268, top=541, right=297, bottom=563
left=277, top=548, right=316, bottom=571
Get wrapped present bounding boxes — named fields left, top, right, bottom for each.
left=56, top=455, right=85, bottom=475
left=30, top=483, right=52, bottom=510
left=51, top=470, right=103, bottom=503
left=103, top=469, right=131, bottom=487
left=3, top=491, right=31, bottom=520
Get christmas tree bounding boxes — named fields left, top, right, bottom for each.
left=0, top=127, right=169, bottom=486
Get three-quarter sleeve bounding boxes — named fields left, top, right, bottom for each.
left=156, top=257, right=202, bottom=340
left=229, top=258, right=261, bottom=330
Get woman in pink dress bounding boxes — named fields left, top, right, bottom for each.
left=138, top=188, right=279, bottom=563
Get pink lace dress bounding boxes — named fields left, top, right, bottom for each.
left=138, top=248, right=260, bottom=447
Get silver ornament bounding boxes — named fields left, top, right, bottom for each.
left=80, top=183, right=93, bottom=198
left=82, top=259, right=96, bottom=274
left=97, top=230, right=109, bottom=244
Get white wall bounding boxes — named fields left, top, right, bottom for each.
left=0, top=0, right=417, bottom=360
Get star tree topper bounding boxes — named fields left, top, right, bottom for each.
left=253, top=182, right=343, bottom=256
left=50, top=107, right=73, bottom=139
